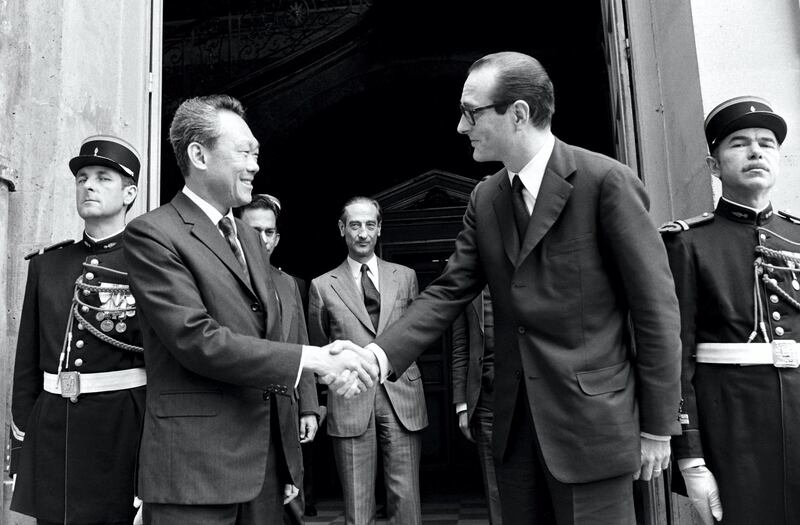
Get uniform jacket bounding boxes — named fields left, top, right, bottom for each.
left=11, top=232, right=145, bottom=523
left=375, top=138, right=682, bottom=484
left=124, top=191, right=304, bottom=504
left=451, top=295, right=489, bottom=423
left=308, top=258, right=428, bottom=437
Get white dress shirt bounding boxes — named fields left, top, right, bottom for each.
left=347, top=254, right=380, bottom=293
left=507, top=131, right=555, bottom=214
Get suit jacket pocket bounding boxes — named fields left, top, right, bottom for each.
left=405, top=362, right=422, bottom=381
left=547, top=232, right=596, bottom=258
left=155, top=390, right=221, bottom=417
left=576, top=361, right=630, bottom=396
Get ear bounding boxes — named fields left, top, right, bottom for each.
left=705, top=155, right=721, bottom=179
left=376, top=222, right=382, bottom=237
left=123, top=184, right=138, bottom=206
left=511, top=100, right=530, bottom=128
left=187, top=142, right=207, bottom=171
left=338, top=220, right=345, bottom=237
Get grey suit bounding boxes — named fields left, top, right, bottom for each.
left=309, top=258, right=428, bottom=525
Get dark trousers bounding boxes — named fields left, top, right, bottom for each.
left=495, top=385, right=635, bottom=525
left=473, top=402, right=502, bottom=525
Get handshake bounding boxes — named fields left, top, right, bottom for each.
left=304, top=340, right=381, bottom=398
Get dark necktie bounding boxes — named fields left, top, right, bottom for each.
left=218, top=217, right=251, bottom=286
left=511, top=175, right=531, bottom=242
left=361, top=264, right=381, bottom=330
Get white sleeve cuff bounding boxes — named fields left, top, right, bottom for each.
left=640, top=432, right=671, bottom=442
left=294, top=346, right=308, bottom=389
left=455, top=402, right=468, bottom=414
left=365, top=343, right=391, bottom=383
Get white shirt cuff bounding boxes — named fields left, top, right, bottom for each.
left=455, top=402, right=468, bottom=414
left=365, top=343, right=391, bottom=383
left=677, top=458, right=706, bottom=471
left=640, top=432, right=670, bottom=442
left=295, top=345, right=309, bottom=389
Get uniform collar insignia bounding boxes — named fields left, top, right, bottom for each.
left=716, top=198, right=773, bottom=226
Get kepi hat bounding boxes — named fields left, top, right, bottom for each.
left=69, top=135, right=141, bottom=183
left=704, top=96, right=787, bottom=151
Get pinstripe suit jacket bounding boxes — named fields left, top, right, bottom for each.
left=309, top=258, right=428, bottom=437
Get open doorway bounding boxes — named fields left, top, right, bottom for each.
left=161, top=0, right=613, bottom=500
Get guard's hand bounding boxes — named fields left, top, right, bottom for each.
left=299, top=414, right=318, bottom=443
left=682, top=466, right=723, bottom=524
left=283, top=484, right=300, bottom=505
left=458, top=411, right=474, bottom=442
left=634, top=437, right=671, bottom=481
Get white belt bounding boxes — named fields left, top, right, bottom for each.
left=43, top=368, right=147, bottom=397
left=696, top=342, right=799, bottom=368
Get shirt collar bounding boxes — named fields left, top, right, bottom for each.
left=84, top=228, right=125, bottom=244
left=506, top=131, right=555, bottom=198
left=347, top=254, right=378, bottom=280
left=182, top=186, right=237, bottom=234
left=716, top=197, right=774, bottom=225
left=82, top=229, right=125, bottom=251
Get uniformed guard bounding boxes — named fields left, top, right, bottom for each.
left=662, top=96, right=799, bottom=525
left=10, top=135, right=146, bottom=524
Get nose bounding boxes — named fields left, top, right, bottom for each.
left=457, top=114, right=471, bottom=134
left=748, top=142, right=764, bottom=159
left=247, top=154, right=259, bottom=173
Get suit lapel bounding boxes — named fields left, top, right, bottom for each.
left=330, top=261, right=375, bottom=334
left=271, top=269, right=294, bottom=340
left=491, top=170, right=521, bottom=265
left=173, top=193, right=257, bottom=297
left=517, top=140, right=574, bottom=266
left=376, top=258, right=398, bottom=334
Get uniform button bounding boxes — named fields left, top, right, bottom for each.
left=81, top=305, right=89, bottom=313
left=518, top=326, right=526, bottom=334
left=90, top=258, right=99, bottom=265
left=251, top=302, right=260, bottom=312
left=773, top=311, right=782, bottom=321
left=515, top=370, right=521, bottom=378
left=75, top=340, right=84, bottom=349
left=760, top=233, right=767, bottom=241
left=770, top=295, right=780, bottom=304
left=85, top=272, right=94, bottom=281
left=74, top=358, right=83, bottom=367
left=77, top=323, right=84, bottom=330
left=262, top=391, right=270, bottom=401
left=775, top=326, right=785, bottom=336
left=83, top=289, right=90, bottom=296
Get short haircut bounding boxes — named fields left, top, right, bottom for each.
left=469, top=52, right=555, bottom=128
left=339, top=196, right=382, bottom=224
left=234, top=193, right=281, bottom=229
left=169, top=94, right=247, bottom=178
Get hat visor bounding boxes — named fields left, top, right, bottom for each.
left=717, top=112, right=787, bottom=147
left=69, top=155, right=136, bottom=179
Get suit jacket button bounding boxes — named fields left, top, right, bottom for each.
left=251, top=302, right=260, bottom=312
left=515, top=370, right=521, bottom=378
left=517, top=326, right=526, bottom=334
left=263, top=391, right=270, bottom=401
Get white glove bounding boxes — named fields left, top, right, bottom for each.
left=681, top=465, right=723, bottom=524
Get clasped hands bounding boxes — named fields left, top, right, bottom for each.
left=306, top=340, right=379, bottom=398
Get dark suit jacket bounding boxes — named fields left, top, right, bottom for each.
left=451, top=295, right=486, bottom=423
left=125, top=192, right=304, bottom=504
left=375, top=138, right=682, bottom=484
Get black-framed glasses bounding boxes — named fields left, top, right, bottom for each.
left=459, top=102, right=509, bottom=125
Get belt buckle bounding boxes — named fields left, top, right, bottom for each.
left=772, top=340, right=799, bottom=368
left=59, top=371, right=81, bottom=401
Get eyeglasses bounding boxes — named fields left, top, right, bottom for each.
left=459, top=102, right=509, bottom=126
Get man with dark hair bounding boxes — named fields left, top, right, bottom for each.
left=356, top=52, right=681, bottom=524
left=662, top=96, right=799, bottom=525
left=309, top=196, right=428, bottom=525
left=237, top=193, right=322, bottom=521
left=10, top=135, right=146, bottom=524
left=124, top=94, right=377, bottom=524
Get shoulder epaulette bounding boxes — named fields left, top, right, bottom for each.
left=658, top=212, right=714, bottom=234
left=777, top=210, right=800, bottom=224
left=24, top=239, right=75, bottom=260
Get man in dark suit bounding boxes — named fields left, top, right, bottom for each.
left=124, top=94, right=376, bottom=524
left=451, top=287, right=501, bottom=524
left=309, top=197, right=428, bottom=524
left=237, top=193, right=321, bottom=522
left=359, top=52, right=682, bottom=524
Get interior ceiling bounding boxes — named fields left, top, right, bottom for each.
left=161, top=0, right=611, bottom=279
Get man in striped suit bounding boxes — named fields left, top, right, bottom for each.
left=308, top=196, right=428, bottom=524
